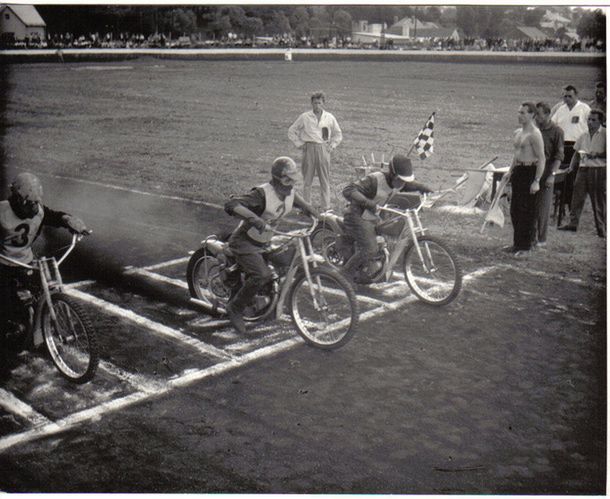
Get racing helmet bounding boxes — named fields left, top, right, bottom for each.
left=389, top=155, right=414, bottom=182
left=11, top=172, right=43, bottom=203
left=271, top=156, right=299, bottom=185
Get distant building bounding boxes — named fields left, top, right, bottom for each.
left=0, top=4, right=46, bottom=41
left=387, top=17, right=439, bottom=37
left=412, top=27, right=461, bottom=41
left=503, top=26, right=549, bottom=41
left=540, top=10, right=572, bottom=31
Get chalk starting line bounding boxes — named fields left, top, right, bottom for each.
left=0, top=256, right=495, bottom=454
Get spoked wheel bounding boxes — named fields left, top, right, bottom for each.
left=186, top=248, right=275, bottom=321
left=187, top=248, right=231, bottom=316
left=42, top=293, right=98, bottom=383
left=310, top=226, right=337, bottom=253
left=322, top=238, right=350, bottom=270
left=403, top=235, right=462, bottom=306
left=289, top=266, right=359, bottom=349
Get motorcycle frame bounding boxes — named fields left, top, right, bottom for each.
left=0, top=235, right=77, bottom=348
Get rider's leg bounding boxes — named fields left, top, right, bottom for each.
left=342, top=214, right=378, bottom=281
left=226, top=252, right=273, bottom=333
left=0, top=265, right=25, bottom=335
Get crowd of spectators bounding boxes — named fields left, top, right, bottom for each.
left=3, top=30, right=605, bottom=53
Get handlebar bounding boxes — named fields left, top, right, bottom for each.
left=269, top=216, right=318, bottom=238
left=0, top=233, right=82, bottom=270
left=378, top=193, right=427, bottom=216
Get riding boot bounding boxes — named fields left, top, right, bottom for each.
left=226, top=278, right=260, bottom=334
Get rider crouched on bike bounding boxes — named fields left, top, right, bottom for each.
left=341, top=154, right=433, bottom=283
left=223, top=157, right=319, bottom=334
left=0, top=173, right=89, bottom=360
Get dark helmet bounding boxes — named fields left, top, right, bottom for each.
left=271, top=156, right=299, bottom=184
left=389, top=155, right=414, bottom=182
left=11, top=172, right=43, bottom=203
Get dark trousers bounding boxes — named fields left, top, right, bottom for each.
left=342, top=211, right=378, bottom=276
left=568, top=167, right=606, bottom=236
left=0, top=264, right=28, bottom=334
left=533, top=182, right=554, bottom=244
left=510, top=164, right=537, bottom=251
left=230, top=252, right=273, bottom=311
left=556, top=142, right=577, bottom=210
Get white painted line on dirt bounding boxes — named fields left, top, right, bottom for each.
left=64, top=288, right=234, bottom=361
left=169, top=337, right=302, bottom=388
left=189, top=317, right=230, bottom=328
left=32, top=171, right=223, bottom=210
left=495, top=263, right=591, bottom=286
left=124, top=267, right=188, bottom=289
left=140, top=256, right=190, bottom=271
left=0, top=390, right=153, bottom=453
left=64, top=280, right=96, bottom=289
left=0, top=337, right=303, bottom=454
left=0, top=388, right=53, bottom=428
left=98, top=360, right=166, bottom=394
left=0, top=265, right=492, bottom=454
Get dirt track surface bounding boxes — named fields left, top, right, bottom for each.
left=0, top=173, right=605, bottom=494
left=0, top=57, right=606, bottom=493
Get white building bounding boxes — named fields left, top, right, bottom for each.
left=0, top=4, right=46, bottom=41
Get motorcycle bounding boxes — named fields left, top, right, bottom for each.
left=186, top=216, right=359, bottom=350
left=311, top=192, right=462, bottom=306
left=0, top=234, right=99, bottom=383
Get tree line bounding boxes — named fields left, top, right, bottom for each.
left=36, top=5, right=605, bottom=41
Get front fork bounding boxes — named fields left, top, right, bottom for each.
left=275, top=237, right=325, bottom=320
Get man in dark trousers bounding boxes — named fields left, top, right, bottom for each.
left=504, top=102, right=545, bottom=258
left=533, top=102, right=564, bottom=248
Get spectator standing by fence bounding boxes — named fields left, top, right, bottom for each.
left=533, top=102, right=564, bottom=248
left=558, top=110, right=606, bottom=237
left=288, top=92, right=342, bottom=211
left=505, top=102, right=546, bottom=257
left=551, top=85, right=591, bottom=214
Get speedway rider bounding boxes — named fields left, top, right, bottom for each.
left=223, top=157, right=319, bottom=334
left=0, top=173, right=89, bottom=351
left=341, top=154, right=432, bottom=283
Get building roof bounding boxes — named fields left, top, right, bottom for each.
left=0, top=4, right=46, bottom=27
left=390, top=17, right=439, bottom=31
left=513, top=26, right=549, bottom=40
left=542, top=10, right=571, bottom=24
left=414, top=27, right=460, bottom=39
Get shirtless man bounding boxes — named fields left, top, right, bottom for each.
left=504, top=102, right=546, bottom=257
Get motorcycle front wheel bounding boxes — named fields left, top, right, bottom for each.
left=42, top=293, right=99, bottom=383
left=403, top=235, right=462, bottom=306
left=289, top=266, right=359, bottom=350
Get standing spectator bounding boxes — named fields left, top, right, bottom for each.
left=288, top=91, right=342, bottom=211
left=504, top=102, right=546, bottom=257
left=533, top=102, right=564, bottom=248
left=551, top=85, right=591, bottom=212
left=589, top=81, right=606, bottom=119
left=558, top=110, right=606, bottom=237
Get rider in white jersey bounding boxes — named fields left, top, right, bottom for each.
left=0, top=173, right=89, bottom=361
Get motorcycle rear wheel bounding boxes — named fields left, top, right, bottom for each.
left=187, top=248, right=275, bottom=322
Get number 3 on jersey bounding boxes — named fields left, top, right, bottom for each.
left=11, top=223, right=30, bottom=248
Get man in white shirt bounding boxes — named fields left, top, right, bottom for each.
left=288, top=91, right=343, bottom=211
left=551, top=85, right=591, bottom=216
left=558, top=110, right=606, bottom=237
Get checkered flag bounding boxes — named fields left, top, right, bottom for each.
left=412, top=112, right=435, bottom=160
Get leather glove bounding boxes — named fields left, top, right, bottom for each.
left=249, top=217, right=267, bottom=232
left=63, top=215, right=90, bottom=235
left=365, top=199, right=378, bottom=212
